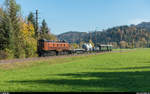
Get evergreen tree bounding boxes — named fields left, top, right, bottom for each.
left=5, top=0, right=25, bottom=58
left=40, top=19, right=50, bottom=34
left=27, top=12, right=37, bottom=38
left=0, top=8, right=6, bottom=50
left=39, top=19, right=56, bottom=40
left=0, top=8, right=13, bottom=50
left=27, top=12, right=36, bottom=29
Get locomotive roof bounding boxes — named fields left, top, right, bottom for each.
left=39, top=39, right=68, bottom=43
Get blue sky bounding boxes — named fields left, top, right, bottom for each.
left=0, top=0, right=150, bottom=34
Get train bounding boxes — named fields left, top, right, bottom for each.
left=37, top=39, right=113, bottom=57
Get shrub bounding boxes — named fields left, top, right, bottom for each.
left=0, top=49, right=14, bottom=60
left=0, top=50, right=8, bottom=60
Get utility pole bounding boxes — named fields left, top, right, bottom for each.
left=35, top=9, right=39, bottom=39
left=95, top=27, right=98, bottom=46
left=89, top=31, right=92, bottom=41
left=88, top=31, right=91, bottom=44
left=79, top=34, right=82, bottom=48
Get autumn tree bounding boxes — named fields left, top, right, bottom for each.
left=89, top=39, right=94, bottom=47
left=70, top=43, right=79, bottom=49
left=110, top=42, right=118, bottom=49
left=20, top=20, right=37, bottom=57
left=141, top=37, right=147, bottom=48
left=79, top=41, right=84, bottom=48
left=120, top=41, right=128, bottom=48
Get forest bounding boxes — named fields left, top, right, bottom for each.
left=58, top=23, right=150, bottom=49
left=0, top=0, right=57, bottom=59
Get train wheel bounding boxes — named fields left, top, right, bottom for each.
left=43, top=53, right=47, bottom=57
left=48, top=51, right=56, bottom=56
left=38, top=53, right=41, bottom=57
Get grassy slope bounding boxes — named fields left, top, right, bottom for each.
left=0, top=49, right=150, bottom=92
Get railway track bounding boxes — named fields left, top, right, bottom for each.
left=0, top=50, right=135, bottom=64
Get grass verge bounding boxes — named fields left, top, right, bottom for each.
left=0, top=49, right=150, bottom=92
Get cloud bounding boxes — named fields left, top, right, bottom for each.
left=128, top=18, right=150, bottom=25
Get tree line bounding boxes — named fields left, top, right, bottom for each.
left=0, top=0, right=57, bottom=59
left=58, top=25, right=150, bottom=49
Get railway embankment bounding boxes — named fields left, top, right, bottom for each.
left=0, top=49, right=136, bottom=64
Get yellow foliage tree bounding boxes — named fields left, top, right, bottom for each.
left=20, top=20, right=37, bottom=57
left=120, top=41, right=128, bottom=48
left=70, top=43, right=79, bottom=49
left=89, top=40, right=94, bottom=47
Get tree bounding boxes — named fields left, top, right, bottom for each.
left=118, top=28, right=123, bottom=41
left=5, top=0, right=25, bottom=58
left=27, top=12, right=36, bottom=31
left=89, top=39, right=94, bottom=47
left=0, top=8, right=7, bottom=50
left=70, top=43, right=79, bottom=49
left=39, top=19, right=57, bottom=40
left=40, top=33, right=57, bottom=40
left=0, top=7, right=14, bottom=58
left=20, top=20, right=37, bottom=57
left=79, top=41, right=84, bottom=48
left=27, top=12, right=37, bottom=38
left=40, top=19, right=50, bottom=34
left=120, top=41, right=128, bottom=48
left=110, top=42, right=118, bottom=49
left=135, top=42, right=140, bottom=48
left=141, top=37, right=147, bottom=48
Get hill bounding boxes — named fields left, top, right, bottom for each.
left=57, top=31, right=87, bottom=43
left=136, top=22, right=150, bottom=31
left=57, top=22, right=150, bottom=48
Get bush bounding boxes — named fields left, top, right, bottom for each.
left=0, top=49, right=13, bottom=60
left=0, top=50, right=8, bottom=60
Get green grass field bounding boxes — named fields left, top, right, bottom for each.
left=0, top=49, right=150, bottom=92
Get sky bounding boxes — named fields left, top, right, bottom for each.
left=0, top=0, right=150, bottom=35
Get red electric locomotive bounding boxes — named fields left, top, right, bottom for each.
left=38, top=39, right=71, bottom=56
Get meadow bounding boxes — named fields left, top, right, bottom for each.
left=0, top=49, right=150, bottom=92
